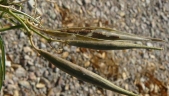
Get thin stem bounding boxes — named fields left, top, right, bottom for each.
left=0, top=24, right=23, bottom=32
left=26, top=20, right=63, bottom=43
left=30, top=28, right=65, bottom=43
left=0, top=11, right=5, bottom=18
left=0, top=4, right=39, bottom=23
left=8, top=9, right=31, bottom=36
left=9, top=0, right=28, bottom=5
left=27, top=20, right=62, bottom=42
left=29, top=27, right=51, bottom=42
left=29, top=35, right=37, bottom=50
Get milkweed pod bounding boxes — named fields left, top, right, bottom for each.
left=36, top=49, right=138, bottom=96
left=67, top=40, right=163, bottom=50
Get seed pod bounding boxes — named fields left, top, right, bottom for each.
left=29, top=24, right=163, bottom=42
left=58, top=27, right=164, bottom=41
left=36, top=49, right=138, bottom=96
left=44, top=31, right=100, bottom=41
left=28, top=24, right=100, bottom=41
left=92, top=29, right=163, bottom=41
left=67, top=40, right=162, bottom=50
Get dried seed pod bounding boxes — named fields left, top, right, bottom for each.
left=29, top=23, right=163, bottom=42
left=92, top=29, right=163, bottom=41
left=58, top=27, right=164, bottom=41
left=67, top=40, right=162, bottom=50
left=27, top=23, right=100, bottom=41
left=36, top=49, right=138, bottom=96
left=43, top=31, right=100, bottom=41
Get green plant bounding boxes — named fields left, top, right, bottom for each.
left=0, top=1, right=163, bottom=96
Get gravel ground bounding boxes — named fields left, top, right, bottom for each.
left=1, top=0, right=169, bottom=96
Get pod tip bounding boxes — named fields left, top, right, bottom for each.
left=150, top=38, right=164, bottom=42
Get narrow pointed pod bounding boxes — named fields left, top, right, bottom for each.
left=58, top=27, right=163, bottom=41
left=27, top=22, right=101, bottom=41
left=67, top=40, right=162, bottom=50
left=93, top=29, right=164, bottom=41
left=28, top=22, right=163, bottom=42
left=43, top=31, right=100, bottom=41
left=36, top=49, right=138, bottom=96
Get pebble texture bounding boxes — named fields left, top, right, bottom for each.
left=1, top=0, right=169, bottom=96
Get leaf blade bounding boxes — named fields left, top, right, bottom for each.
left=0, top=35, right=5, bottom=90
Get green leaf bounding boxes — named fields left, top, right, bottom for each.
left=0, top=25, right=23, bottom=32
left=67, top=40, right=163, bottom=50
left=0, top=35, right=5, bottom=90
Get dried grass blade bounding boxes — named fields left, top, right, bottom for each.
left=36, top=49, right=138, bottom=96
left=67, top=40, right=162, bottom=50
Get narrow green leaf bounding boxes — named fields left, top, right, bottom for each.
left=37, top=49, right=138, bottom=96
left=67, top=40, right=162, bottom=50
left=0, top=57, right=2, bottom=90
left=0, top=24, right=23, bottom=32
left=0, top=35, right=5, bottom=90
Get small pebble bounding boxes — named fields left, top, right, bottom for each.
left=15, top=67, right=27, bottom=78
left=19, top=80, right=31, bottom=89
left=36, top=83, right=46, bottom=88
left=29, top=72, right=37, bottom=81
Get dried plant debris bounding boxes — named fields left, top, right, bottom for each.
left=76, top=48, right=119, bottom=79
left=54, top=3, right=108, bottom=27
left=135, top=72, right=167, bottom=96
left=88, top=49, right=119, bottom=79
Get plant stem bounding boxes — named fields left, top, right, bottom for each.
left=0, top=4, right=39, bottom=23
left=29, top=27, right=52, bottom=42
left=8, top=9, right=31, bottom=36
left=0, top=24, right=23, bottom=32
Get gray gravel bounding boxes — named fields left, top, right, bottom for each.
left=1, top=0, right=169, bottom=96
